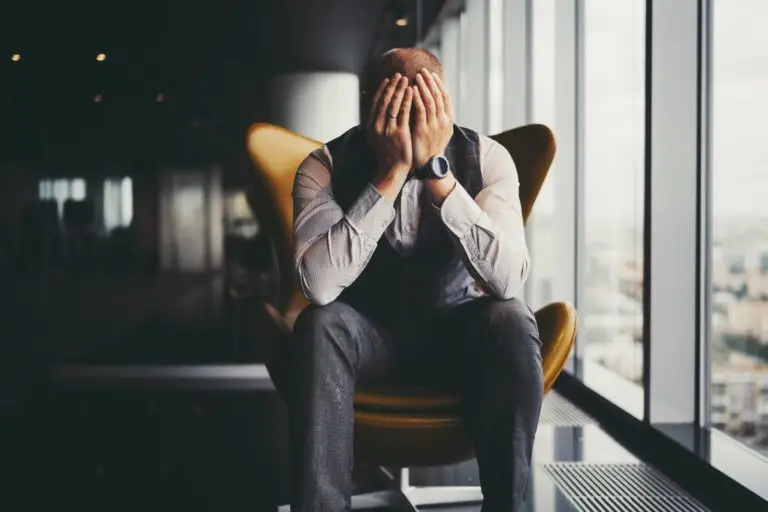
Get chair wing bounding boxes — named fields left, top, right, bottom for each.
left=246, top=123, right=322, bottom=312
left=246, top=122, right=323, bottom=237
left=490, top=124, right=556, bottom=224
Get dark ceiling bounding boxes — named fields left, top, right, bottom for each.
left=0, top=0, right=446, bottom=175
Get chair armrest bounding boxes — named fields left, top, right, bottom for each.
left=534, top=302, right=578, bottom=393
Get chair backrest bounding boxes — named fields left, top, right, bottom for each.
left=490, top=124, right=556, bottom=224
left=246, top=123, right=322, bottom=311
left=246, top=122, right=555, bottom=312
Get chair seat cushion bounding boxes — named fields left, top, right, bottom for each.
left=354, top=385, right=463, bottom=413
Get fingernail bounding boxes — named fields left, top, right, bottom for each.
left=394, top=72, right=401, bottom=79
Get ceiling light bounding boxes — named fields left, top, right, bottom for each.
left=96, top=53, right=107, bottom=62
left=392, top=1, right=408, bottom=27
left=156, top=93, right=165, bottom=103
left=11, top=53, right=21, bottom=62
left=94, top=94, right=103, bottom=103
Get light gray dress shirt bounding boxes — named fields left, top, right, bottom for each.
left=292, top=134, right=531, bottom=307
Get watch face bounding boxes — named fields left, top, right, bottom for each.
left=431, top=156, right=450, bottom=178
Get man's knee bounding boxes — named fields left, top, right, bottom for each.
left=481, top=298, right=543, bottom=380
left=292, top=301, right=359, bottom=361
left=484, top=298, right=539, bottom=344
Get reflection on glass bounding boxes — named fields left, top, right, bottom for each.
left=527, top=0, right=556, bottom=311
left=710, top=0, right=768, bottom=457
left=581, top=0, right=645, bottom=395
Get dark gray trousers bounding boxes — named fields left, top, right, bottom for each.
left=288, top=297, right=544, bottom=512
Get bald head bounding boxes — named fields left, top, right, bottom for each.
left=363, top=48, right=444, bottom=95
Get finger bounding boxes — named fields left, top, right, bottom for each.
left=415, top=72, right=436, bottom=117
left=367, top=78, right=390, bottom=129
left=420, top=69, right=444, bottom=114
left=412, top=86, right=427, bottom=125
left=387, top=77, right=409, bottom=125
left=375, top=74, right=402, bottom=131
left=431, top=73, right=454, bottom=120
left=398, top=87, right=414, bottom=128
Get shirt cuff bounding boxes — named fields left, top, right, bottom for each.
left=345, top=183, right=396, bottom=241
left=437, top=184, right=484, bottom=238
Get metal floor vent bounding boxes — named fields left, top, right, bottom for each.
left=540, top=392, right=596, bottom=426
left=542, top=463, right=710, bottom=512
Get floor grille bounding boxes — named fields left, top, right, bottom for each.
left=542, top=462, right=710, bottom=512
left=540, top=392, right=596, bottom=426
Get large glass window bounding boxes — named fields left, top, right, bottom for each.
left=39, top=178, right=87, bottom=219
left=580, top=0, right=645, bottom=410
left=527, top=0, right=556, bottom=311
left=487, top=0, right=504, bottom=134
left=710, top=0, right=768, bottom=456
left=103, top=177, right=134, bottom=232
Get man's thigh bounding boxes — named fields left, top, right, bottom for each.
left=292, top=301, right=406, bottom=388
left=403, top=297, right=540, bottom=387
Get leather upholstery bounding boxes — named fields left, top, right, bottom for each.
left=246, top=122, right=577, bottom=468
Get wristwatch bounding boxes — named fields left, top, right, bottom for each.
left=413, top=155, right=450, bottom=180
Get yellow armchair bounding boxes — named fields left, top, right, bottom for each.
left=245, top=122, right=577, bottom=509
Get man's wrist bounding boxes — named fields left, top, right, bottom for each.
left=425, top=172, right=457, bottom=206
left=372, top=164, right=411, bottom=203
left=375, top=163, right=411, bottom=181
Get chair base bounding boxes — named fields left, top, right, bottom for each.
left=278, top=468, right=483, bottom=510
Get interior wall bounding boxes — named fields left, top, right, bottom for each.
left=132, top=171, right=161, bottom=271
left=268, top=72, right=361, bottom=142
left=0, top=165, right=42, bottom=267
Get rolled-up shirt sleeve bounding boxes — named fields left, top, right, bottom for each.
left=292, top=147, right=395, bottom=305
left=435, top=137, right=531, bottom=299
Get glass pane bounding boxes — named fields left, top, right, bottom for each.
left=70, top=178, right=86, bottom=201
left=527, top=0, right=556, bottom=311
left=710, top=0, right=768, bottom=457
left=53, top=178, right=70, bottom=219
left=487, top=0, right=504, bottom=134
left=581, top=0, right=645, bottom=412
left=121, top=177, right=134, bottom=227
left=39, top=179, right=53, bottom=200
left=103, top=178, right=121, bottom=232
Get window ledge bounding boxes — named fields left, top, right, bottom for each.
left=556, top=370, right=768, bottom=511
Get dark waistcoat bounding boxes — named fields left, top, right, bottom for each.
left=326, top=125, right=484, bottom=324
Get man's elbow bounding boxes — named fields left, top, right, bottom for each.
left=296, top=262, right=341, bottom=306
left=303, top=288, right=339, bottom=307
left=493, top=253, right=531, bottom=300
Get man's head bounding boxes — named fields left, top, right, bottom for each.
left=361, top=48, right=444, bottom=122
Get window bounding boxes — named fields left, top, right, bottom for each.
left=580, top=0, right=646, bottom=407
left=526, top=0, right=556, bottom=311
left=487, top=0, right=504, bottom=134
left=39, top=178, right=87, bottom=219
left=710, top=0, right=768, bottom=457
left=103, top=177, right=133, bottom=232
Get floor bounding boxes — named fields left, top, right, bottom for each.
left=5, top=366, right=707, bottom=512
left=0, top=277, right=713, bottom=511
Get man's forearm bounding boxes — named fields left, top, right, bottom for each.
left=424, top=172, right=457, bottom=206
left=430, top=180, right=530, bottom=299
left=295, top=171, right=402, bottom=306
left=372, top=164, right=411, bottom=203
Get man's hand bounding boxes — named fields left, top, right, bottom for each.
left=411, top=69, right=454, bottom=169
left=366, top=74, right=414, bottom=178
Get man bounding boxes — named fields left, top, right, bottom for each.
left=289, top=48, right=543, bottom=511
